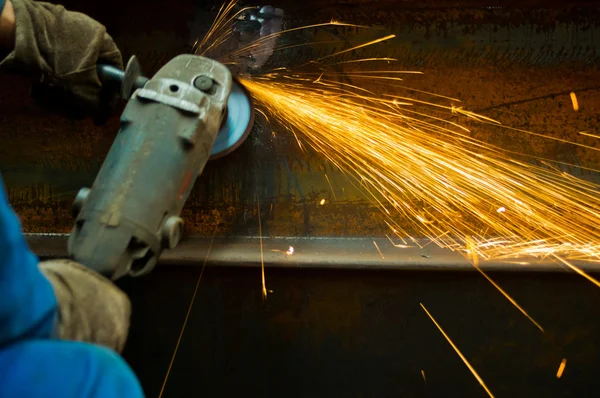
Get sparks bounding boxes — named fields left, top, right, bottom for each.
left=570, top=92, right=579, bottom=111
left=420, top=303, right=496, bottom=398
left=553, top=255, right=600, bottom=288
left=373, top=240, right=385, bottom=259
left=556, top=358, right=567, bottom=379
left=324, top=173, right=338, bottom=200
left=199, top=0, right=600, bottom=273
left=257, top=191, right=267, bottom=300
left=241, top=75, right=600, bottom=264
left=319, top=198, right=326, bottom=206
left=579, top=131, right=600, bottom=140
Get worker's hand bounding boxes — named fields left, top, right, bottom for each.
left=40, top=259, right=132, bottom=353
left=0, top=174, right=143, bottom=397
left=0, top=0, right=123, bottom=123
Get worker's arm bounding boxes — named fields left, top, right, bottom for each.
left=0, top=0, right=15, bottom=50
left=0, top=0, right=131, bottom=352
left=0, top=177, right=143, bottom=397
left=0, top=1, right=143, bottom=394
left=0, top=174, right=133, bottom=348
left=0, top=177, right=57, bottom=345
left=0, top=0, right=122, bottom=121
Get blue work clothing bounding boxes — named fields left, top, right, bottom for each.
left=0, top=174, right=144, bottom=397
left=0, top=0, right=5, bottom=15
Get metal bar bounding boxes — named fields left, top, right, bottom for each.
left=26, top=233, right=596, bottom=272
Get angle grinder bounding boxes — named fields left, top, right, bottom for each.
left=68, top=55, right=254, bottom=280
left=98, top=56, right=255, bottom=160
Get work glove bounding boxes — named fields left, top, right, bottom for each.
left=0, top=0, right=123, bottom=123
left=40, top=259, right=131, bottom=353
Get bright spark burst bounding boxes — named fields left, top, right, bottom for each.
left=421, top=303, right=496, bottom=398
left=200, top=0, right=600, bottom=271
left=241, top=76, right=600, bottom=264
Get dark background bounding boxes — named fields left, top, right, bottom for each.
left=3, top=0, right=600, bottom=396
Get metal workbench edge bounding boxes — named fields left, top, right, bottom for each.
left=24, top=233, right=598, bottom=272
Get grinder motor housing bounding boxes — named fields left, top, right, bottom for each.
left=68, top=55, right=232, bottom=280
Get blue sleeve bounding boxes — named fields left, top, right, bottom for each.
left=0, top=0, right=6, bottom=15
left=0, top=174, right=57, bottom=345
left=0, top=340, right=144, bottom=398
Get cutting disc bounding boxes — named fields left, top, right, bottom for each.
left=210, top=80, right=255, bottom=160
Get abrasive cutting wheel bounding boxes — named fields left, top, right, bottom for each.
left=209, top=80, right=255, bottom=160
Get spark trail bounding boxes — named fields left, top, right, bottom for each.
left=199, top=0, right=600, bottom=268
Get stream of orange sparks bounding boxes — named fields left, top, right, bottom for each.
left=199, top=0, right=600, bottom=275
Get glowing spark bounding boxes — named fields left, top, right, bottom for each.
left=316, top=34, right=396, bottom=61
left=420, top=303, right=495, bottom=398
left=475, top=264, right=544, bottom=331
left=324, top=173, right=337, bottom=200
left=553, top=255, right=600, bottom=288
left=579, top=131, right=600, bottom=139
left=497, top=207, right=506, bottom=213
left=421, top=370, right=426, bottom=384
left=159, top=229, right=217, bottom=398
left=466, top=237, right=544, bottom=332
left=386, top=235, right=413, bottom=248
left=257, top=192, right=267, bottom=300
left=286, top=246, right=294, bottom=255
left=373, top=241, right=385, bottom=259
left=556, top=358, right=567, bottom=379
left=570, top=92, right=579, bottom=111
left=333, top=57, right=398, bottom=65
left=320, top=198, right=326, bottom=206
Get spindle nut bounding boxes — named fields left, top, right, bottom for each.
left=194, top=75, right=214, bottom=92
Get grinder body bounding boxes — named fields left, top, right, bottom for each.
left=68, top=55, right=232, bottom=279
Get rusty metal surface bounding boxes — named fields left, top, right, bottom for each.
left=1, top=0, right=599, bottom=239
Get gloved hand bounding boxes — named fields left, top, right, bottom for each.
left=0, top=174, right=143, bottom=397
left=40, top=259, right=132, bottom=353
left=0, top=0, right=123, bottom=123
